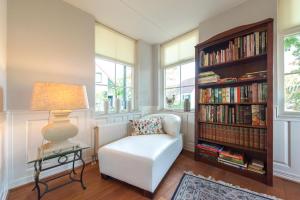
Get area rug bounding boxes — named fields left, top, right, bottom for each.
left=171, top=172, right=280, bottom=200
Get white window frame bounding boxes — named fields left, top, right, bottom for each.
left=277, top=25, right=300, bottom=118
left=95, top=55, right=135, bottom=114
left=163, top=59, right=195, bottom=111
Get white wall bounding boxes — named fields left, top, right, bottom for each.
left=136, top=40, right=155, bottom=111
left=0, top=0, right=7, bottom=199
left=7, top=0, right=95, bottom=110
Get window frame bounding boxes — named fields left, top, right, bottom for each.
left=277, top=25, right=300, bottom=118
left=163, top=59, right=195, bottom=111
left=95, top=55, right=135, bottom=114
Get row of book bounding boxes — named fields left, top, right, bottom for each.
left=200, top=31, right=267, bottom=67
left=196, top=143, right=265, bottom=174
left=199, top=105, right=266, bottom=126
left=199, top=83, right=268, bottom=104
left=199, top=124, right=267, bottom=150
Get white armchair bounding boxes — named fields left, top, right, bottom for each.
left=98, top=113, right=183, bottom=197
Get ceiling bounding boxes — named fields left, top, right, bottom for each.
left=64, top=0, right=247, bottom=44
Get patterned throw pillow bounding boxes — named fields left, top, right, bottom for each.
left=129, top=117, right=164, bottom=136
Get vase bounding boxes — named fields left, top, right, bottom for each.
left=115, top=98, right=121, bottom=113
left=127, top=100, right=132, bottom=112
left=103, top=100, right=109, bottom=114
left=184, top=98, right=191, bottom=112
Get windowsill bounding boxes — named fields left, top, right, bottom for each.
left=94, top=110, right=142, bottom=118
left=159, top=109, right=195, bottom=114
left=275, top=113, right=300, bottom=121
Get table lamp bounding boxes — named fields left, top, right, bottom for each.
left=31, top=82, right=89, bottom=153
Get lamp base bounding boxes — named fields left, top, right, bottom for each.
left=39, top=140, right=79, bottom=156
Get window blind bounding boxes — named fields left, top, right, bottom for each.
left=278, top=0, right=300, bottom=32
left=95, top=23, right=136, bottom=65
left=161, top=29, right=198, bottom=68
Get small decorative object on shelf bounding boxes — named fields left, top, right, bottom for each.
left=115, top=98, right=121, bottom=113
left=127, top=99, right=132, bottom=112
left=103, top=100, right=109, bottom=114
left=195, top=19, right=273, bottom=185
left=166, top=95, right=175, bottom=109
left=184, top=98, right=191, bottom=112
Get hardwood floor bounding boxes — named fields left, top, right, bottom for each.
left=7, top=151, right=300, bottom=200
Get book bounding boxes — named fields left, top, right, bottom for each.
left=251, top=105, right=260, bottom=126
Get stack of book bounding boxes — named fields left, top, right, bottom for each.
left=218, top=150, right=247, bottom=169
left=200, top=31, right=267, bottom=67
left=248, top=160, right=265, bottom=174
left=198, top=71, right=220, bottom=84
left=198, top=82, right=268, bottom=104
left=196, top=143, right=223, bottom=160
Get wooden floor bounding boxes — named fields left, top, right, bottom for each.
left=8, top=152, right=300, bottom=200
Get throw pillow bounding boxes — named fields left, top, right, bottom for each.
left=129, top=117, right=164, bottom=136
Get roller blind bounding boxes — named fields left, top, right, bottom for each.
left=95, top=23, right=136, bottom=65
left=278, top=0, right=300, bottom=32
left=161, top=29, right=198, bottom=68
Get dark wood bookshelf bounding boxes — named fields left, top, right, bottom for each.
left=194, top=18, right=273, bottom=185
left=198, top=121, right=267, bottom=129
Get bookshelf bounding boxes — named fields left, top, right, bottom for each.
left=194, top=19, right=273, bottom=185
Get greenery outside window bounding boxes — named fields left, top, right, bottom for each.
left=283, top=33, right=300, bottom=112
left=164, top=61, right=195, bottom=110
left=95, top=57, right=134, bottom=113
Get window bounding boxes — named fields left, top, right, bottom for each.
left=278, top=0, right=300, bottom=114
left=283, top=33, right=300, bottom=112
left=95, top=57, right=133, bottom=112
left=164, top=61, right=195, bottom=109
left=95, top=23, right=136, bottom=113
left=161, top=29, right=198, bottom=110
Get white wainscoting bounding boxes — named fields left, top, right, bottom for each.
left=6, top=110, right=143, bottom=189
left=0, top=112, right=8, bottom=200
left=155, top=111, right=195, bottom=152
left=273, top=119, right=300, bottom=183
left=6, top=110, right=93, bottom=188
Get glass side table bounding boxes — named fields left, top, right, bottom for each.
left=28, top=144, right=90, bottom=200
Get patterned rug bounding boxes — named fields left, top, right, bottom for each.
left=172, top=173, right=280, bottom=200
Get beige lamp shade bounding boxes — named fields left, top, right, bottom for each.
left=31, top=82, right=89, bottom=111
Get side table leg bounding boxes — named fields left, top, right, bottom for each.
left=79, top=151, right=86, bottom=190
left=72, top=152, right=77, bottom=175
left=34, top=161, right=42, bottom=200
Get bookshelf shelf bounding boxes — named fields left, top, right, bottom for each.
left=198, top=121, right=267, bottom=129
left=195, top=155, right=267, bottom=183
left=195, top=18, right=273, bottom=185
left=199, top=53, right=267, bottom=71
left=198, top=138, right=266, bottom=154
left=198, top=77, right=267, bottom=88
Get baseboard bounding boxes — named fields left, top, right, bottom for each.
left=0, top=186, right=8, bottom=200
left=274, top=169, right=300, bottom=184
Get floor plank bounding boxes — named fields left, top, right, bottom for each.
left=7, top=152, right=300, bottom=200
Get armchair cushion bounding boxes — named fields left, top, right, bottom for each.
left=129, top=117, right=164, bottom=136
left=142, top=114, right=181, bottom=137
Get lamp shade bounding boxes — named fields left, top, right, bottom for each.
left=31, top=82, right=89, bottom=111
